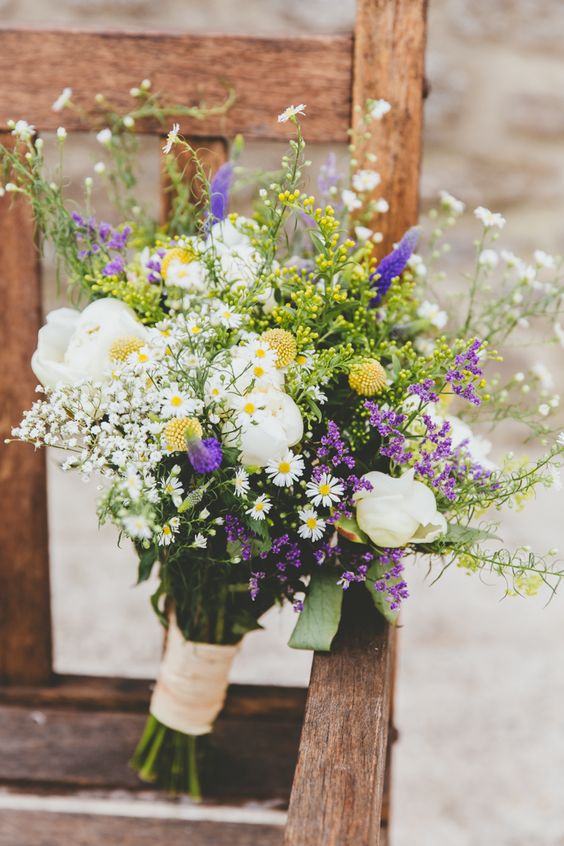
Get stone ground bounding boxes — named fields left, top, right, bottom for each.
left=4, top=0, right=564, bottom=842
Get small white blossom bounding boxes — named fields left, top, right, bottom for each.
left=160, top=385, right=198, bottom=417
left=374, top=198, right=389, bottom=213
left=538, top=403, right=551, bottom=417
left=52, top=87, right=72, bottom=112
left=94, top=161, right=106, bottom=175
left=158, top=517, right=180, bottom=546
left=96, top=128, right=112, bottom=146
left=162, top=474, right=184, bottom=507
left=531, top=363, right=554, bottom=392
left=306, top=473, right=344, bottom=508
left=192, top=532, right=208, bottom=549
left=417, top=300, right=447, bottom=329
left=369, top=99, right=391, bottom=120
left=534, top=250, right=555, bottom=270
left=265, top=451, right=305, bottom=487
left=298, top=508, right=326, bottom=542
left=354, top=225, right=373, bottom=242
left=352, top=170, right=381, bottom=192
left=162, top=123, right=180, bottom=154
left=474, top=206, right=506, bottom=229
left=247, top=494, right=272, bottom=520
left=56, top=126, right=67, bottom=141
left=233, top=468, right=250, bottom=498
left=478, top=249, right=499, bottom=270
left=439, top=190, right=465, bottom=216
left=11, top=120, right=35, bottom=141
left=277, top=104, right=306, bottom=123
left=122, top=514, right=152, bottom=540
left=123, top=115, right=135, bottom=128
left=342, top=189, right=362, bottom=212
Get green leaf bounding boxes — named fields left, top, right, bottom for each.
left=364, top=563, right=399, bottom=625
left=288, top=570, right=344, bottom=651
left=335, top=514, right=370, bottom=545
left=445, top=523, right=501, bottom=545
left=136, top=544, right=158, bottom=583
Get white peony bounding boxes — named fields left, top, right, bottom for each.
left=354, top=469, right=447, bottom=548
left=31, top=298, right=149, bottom=388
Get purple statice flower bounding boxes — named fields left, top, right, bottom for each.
left=373, top=548, right=409, bottom=611
left=292, top=598, right=304, bottom=613
left=102, top=256, right=125, bottom=276
left=369, top=227, right=419, bottom=307
left=107, top=225, right=131, bottom=251
left=317, top=420, right=356, bottom=470
left=249, top=571, right=266, bottom=601
left=406, top=378, right=440, bottom=404
left=209, top=162, right=234, bottom=223
left=259, top=533, right=302, bottom=584
left=337, top=553, right=373, bottom=589
left=364, top=401, right=413, bottom=464
left=445, top=339, right=484, bottom=406
left=187, top=437, right=223, bottom=473
left=225, top=514, right=254, bottom=561
left=413, top=414, right=458, bottom=501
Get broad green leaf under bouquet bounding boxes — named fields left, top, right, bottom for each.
left=2, top=88, right=563, bottom=794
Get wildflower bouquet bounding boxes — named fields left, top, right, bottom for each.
left=2, top=90, right=563, bottom=796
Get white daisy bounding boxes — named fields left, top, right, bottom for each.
left=158, top=517, right=180, bottom=546
left=216, top=306, right=243, bottom=329
left=163, top=122, right=180, bottom=154
left=161, top=385, right=197, bottom=417
left=247, top=494, right=272, bottom=521
left=305, top=473, right=345, bottom=507
left=352, top=170, right=381, bottom=192
left=123, top=467, right=142, bottom=500
left=298, top=508, right=326, bottom=542
left=192, top=532, right=208, bottom=549
left=206, top=375, right=228, bottom=403
left=265, top=451, right=305, bottom=487
left=234, top=393, right=267, bottom=422
left=233, top=468, right=250, bottom=498
left=122, top=514, right=152, bottom=540
left=277, top=104, right=306, bottom=123
left=474, top=206, right=506, bottom=230
left=239, top=338, right=277, bottom=371
left=162, top=473, right=184, bottom=507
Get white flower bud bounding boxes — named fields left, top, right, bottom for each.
left=56, top=126, right=67, bottom=141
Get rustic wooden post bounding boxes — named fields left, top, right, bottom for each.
left=284, top=2, right=427, bottom=844
left=0, top=134, right=52, bottom=685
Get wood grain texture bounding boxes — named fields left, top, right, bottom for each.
left=0, top=29, right=352, bottom=142
left=0, top=133, right=52, bottom=685
left=283, top=587, right=393, bottom=846
left=352, top=0, right=428, bottom=252
left=0, top=703, right=300, bottom=800
left=0, top=810, right=283, bottom=846
left=0, top=674, right=306, bottom=720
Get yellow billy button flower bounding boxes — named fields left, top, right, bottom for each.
left=160, top=246, right=194, bottom=281
left=109, top=336, right=144, bottom=363
left=348, top=358, right=387, bottom=396
left=164, top=417, right=203, bottom=452
left=261, top=329, right=297, bottom=368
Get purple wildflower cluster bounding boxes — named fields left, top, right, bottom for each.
left=225, top=514, right=253, bottom=561
left=445, top=339, right=484, bottom=406
left=145, top=250, right=165, bottom=284
left=312, top=539, right=374, bottom=590
left=259, top=533, right=302, bottom=581
left=187, top=437, right=223, bottom=474
left=249, top=571, right=266, bottom=601
left=414, top=414, right=458, bottom=501
left=407, top=378, right=439, bottom=404
left=373, top=548, right=409, bottom=611
left=369, top=227, right=419, bottom=307
left=312, top=421, right=372, bottom=523
left=317, top=420, right=356, bottom=470
left=71, top=212, right=131, bottom=277
left=364, top=402, right=413, bottom=464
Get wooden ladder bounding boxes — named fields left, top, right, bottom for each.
left=0, top=3, right=427, bottom=843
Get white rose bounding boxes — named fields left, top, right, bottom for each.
left=31, top=298, right=148, bottom=388
left=354, top=469, right=447, bottom=548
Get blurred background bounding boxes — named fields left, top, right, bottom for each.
left=3, top=1, right=564, bottom=843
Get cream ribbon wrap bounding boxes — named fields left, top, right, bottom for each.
left=150, top=614, right=240, bottom=736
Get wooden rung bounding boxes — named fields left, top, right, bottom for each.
left=0, top=29, right=352, bottom=142
left=0, top=793, right=285, bottom=846
left=283, top=586, right=394, bottom=846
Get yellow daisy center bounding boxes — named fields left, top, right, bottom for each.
left=253, top=365, right=265, bottom=378
left=109, top=336, right=144, bottom=363
left=164, top=417, right=202, bottom=451
left=306, top=517, right=318, bottom=529
left=319, top=483, right=331, bottom=496
left=170, top=395, right=183, bottom=407
left=348, top=358, right=387, bottom=397
left=255, top=348, right=266, bottom=359
left=255, top=502, right=264, bottom=511
left=261, top=329, right=298, bottom=368
left=162, top=525, right=172, bottom=535
left=278, top=461, right=291, bottom=474
left=243, top=402, right=256, bottom=414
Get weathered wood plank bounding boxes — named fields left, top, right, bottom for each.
left=283, top=587, right=393, bottom=846
left=0, top=133, right=52, bottom=686
left=352, top=0, right=428, bottom=252
left=0, top=808, right=283, bottom=846
left=0, top=703, right=300, bottom=800
left=0, top=675, right=306, bottom=720
left=0, top=29, right=352, bottom=142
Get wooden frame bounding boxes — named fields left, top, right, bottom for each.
left=0, top=2, right=427, bottom=842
